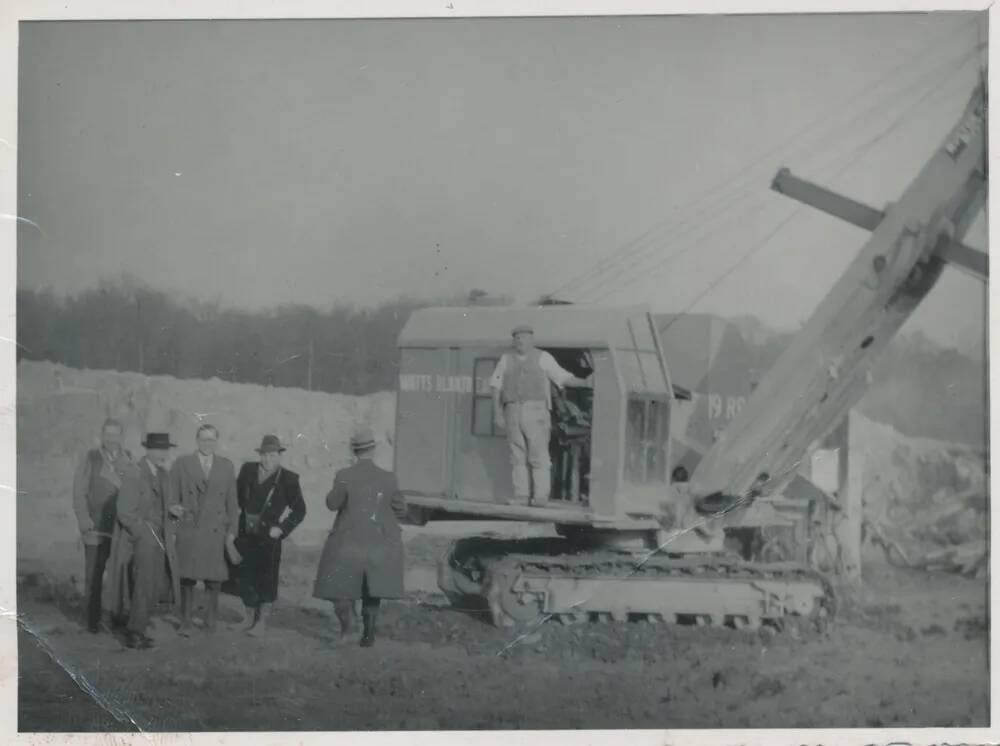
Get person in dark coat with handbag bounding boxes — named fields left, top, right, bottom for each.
left=230, top=435, right=307, bottom=635
left=313, top=425, right=408, bottom=647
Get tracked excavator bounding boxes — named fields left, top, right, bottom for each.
left=392, top=83, right=988, bottom=629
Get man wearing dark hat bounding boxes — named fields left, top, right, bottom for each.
left=108, top=432, right=179, bottom=650
left=230, top=435, right=307, bottom=635
left=71, top=417, right=133, bottom=633
left=313, top=425, right=408, bottom=647
left=490, top=324, right=591, bottom=505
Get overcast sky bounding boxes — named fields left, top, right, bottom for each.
left=17, top=13, right=988, bottom=351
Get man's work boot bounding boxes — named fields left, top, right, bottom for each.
left=125, top=631, right=153, bottom=650
left=204, top=587, right=220, bottom=634
left=246, top=603, right=271, bottom=637
left=178, top=585, right=195, bottom=637
left=360, top=607, right=378, bottom=648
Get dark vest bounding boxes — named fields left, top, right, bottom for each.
left=500, top=349, right=549, bottom=405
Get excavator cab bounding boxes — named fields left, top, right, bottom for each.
left=394, top=304, right=676, bottom=528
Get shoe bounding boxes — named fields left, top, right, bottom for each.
left=204, top=588, right=220, bottom=634
left=87, top=621, right=99, bottom=634
left=360, top=633, right=375, bottom=647
left=246, top=604, right=271, bottom=637
left=125, top=631, right=153, bottom=649
left=500, top=496, right=531, bottom=506
left=234, top=605, right=258, bottom=632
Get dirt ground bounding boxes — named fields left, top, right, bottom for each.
left=17, top=523, right=989, bottom=732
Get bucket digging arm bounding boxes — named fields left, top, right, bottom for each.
left=687, top=84, right=987, bottom=514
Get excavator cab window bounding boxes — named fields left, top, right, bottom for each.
left=625, top=396, right=669, bottom=484
left=544, top=347, right=594, bottom=505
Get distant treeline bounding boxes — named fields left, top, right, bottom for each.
left=16, top=276, right=510, bottom=395
left=17, top=277, right=987, bottom=445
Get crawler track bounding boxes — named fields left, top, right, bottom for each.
left=438, top=536, right=836, bottom=629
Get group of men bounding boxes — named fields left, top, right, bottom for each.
left=70, top=324, right=585, bottom=649
left=74, top=417, right=408, bottom=650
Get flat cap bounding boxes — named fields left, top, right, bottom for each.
left=511, top=324, right=534, bottom=336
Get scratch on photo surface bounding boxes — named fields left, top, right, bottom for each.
left=0, top=336, right=29, bottom=352
left=15, top=611, right=148, bottom=734
left=0, top=214, right=45, bottom=237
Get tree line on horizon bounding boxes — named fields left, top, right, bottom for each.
left=16, top=276, right=512, bottom=395
left=16, top=275, right=987, bottom=445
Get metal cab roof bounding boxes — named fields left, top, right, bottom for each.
left=397, top=304, right=659, bottom=349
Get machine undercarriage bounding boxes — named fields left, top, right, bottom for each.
left=437, top=534, right=836, bottom=630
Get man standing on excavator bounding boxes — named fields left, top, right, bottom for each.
left=490, top=324, right=591, bottom=506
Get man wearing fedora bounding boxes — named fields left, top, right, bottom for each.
left=313, top=425, right=407, bottom=647
left=106, top=432, right=180, bottom=650
left=490, top=324, right=591, bottom=506
left=167, top=424, right=239, bottom=635
left=230, top=434, right=307, bottom=635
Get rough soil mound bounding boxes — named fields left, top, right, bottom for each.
left=16, top=360, right=396, bottom=576
left=852, top=414, right=987, bottom=573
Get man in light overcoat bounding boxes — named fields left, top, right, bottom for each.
left=167, top=423, right=239, bottom=635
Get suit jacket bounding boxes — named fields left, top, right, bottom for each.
left=236, top=462, right=307, bottom=538
left=71, top=447, right=133, bottom=543
left=117, top=456, right=170, bottom=538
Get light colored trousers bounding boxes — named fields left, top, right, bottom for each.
left=504, top=400, right=552, bottom=501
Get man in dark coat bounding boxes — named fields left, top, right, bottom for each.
left=110, top=432, right=179, bottom=650
left=167, top=424, right=239, bottom=635
left=230, top=434, right=307, bottom=635
left=313, top=425, right=408, bottom=647
left=72, top=417, right=133, bottom=633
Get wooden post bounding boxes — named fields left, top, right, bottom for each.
left=832, top=410, right=864, bottom=584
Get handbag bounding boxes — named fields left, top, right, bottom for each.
left=244, top=467, right=282, bottom=537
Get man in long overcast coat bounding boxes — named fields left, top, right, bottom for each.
left=313, top=425, right=408, bottom=647
left=168, top=423, right=239, bottom=635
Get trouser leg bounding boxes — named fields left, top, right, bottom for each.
left=505, top=403, right=530, bottom=499
left=179, top=578, right=195, bottom=634
left=83, top=541, right=110, bottom=630
left=523, top=402, right=553, bottom=503
left=333, top=600, right=355, bottom=636
left=360, top=576, right=380, bottom=647
left=127, top=534, right=163, bottom=635
left=204, top=581, right=221, bottom=633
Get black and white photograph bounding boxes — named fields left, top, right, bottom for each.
left=5, top=3, right=994, bottom=738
